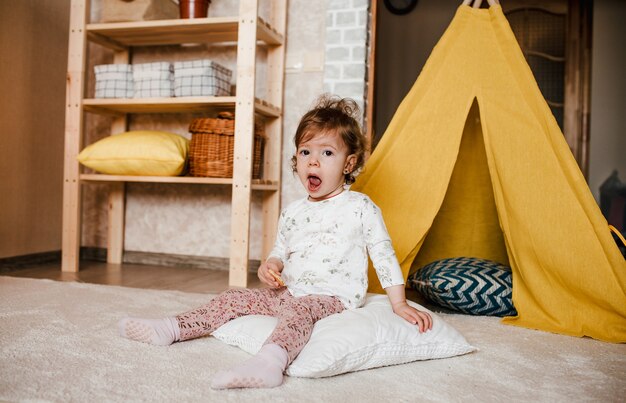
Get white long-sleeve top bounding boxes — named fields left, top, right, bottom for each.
left=268, top=190, right=404, bottom=309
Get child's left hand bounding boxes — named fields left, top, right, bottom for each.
left=392, top=301, right=433, bottom=333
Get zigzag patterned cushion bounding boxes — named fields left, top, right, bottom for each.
left=408, top=257, right=517, bottom=317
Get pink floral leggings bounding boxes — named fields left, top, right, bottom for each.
left=175, top=287, right=345, bottom=363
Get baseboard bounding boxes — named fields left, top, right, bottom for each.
left=80, top=247, right=107, bottom=262
left=1, top=248, right=260, bottom=273
left=0, top=251, right=61, bottom=272
left=84, top=247, right=260, bottom=272
left=123, top=250, right=260, bottom=272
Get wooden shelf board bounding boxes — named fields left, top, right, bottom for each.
left=87, top=17, right=283, bottom=49
left=82, top=97, right=280, bottom=117
left=257, top=17, right=283, bottom=45
left=253, top=97, right=282, bottom=117
left=80, top=174, right=279, bottom=190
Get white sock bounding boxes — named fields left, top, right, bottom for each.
left=118, top=317, right=180, bottom=346
left=211, top=343, right=289, bottom=389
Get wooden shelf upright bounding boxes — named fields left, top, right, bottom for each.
left=62, top=0, right=287, bottom=288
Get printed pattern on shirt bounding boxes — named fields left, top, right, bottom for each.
left=267, top=191, right=404, bottom=309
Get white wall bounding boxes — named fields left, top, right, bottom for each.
left=324, top=0, right=369, bottom=113
left=588, top=0, right=626, bottom=200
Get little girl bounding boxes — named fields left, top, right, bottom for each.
left=118, top=95, right=432, bottom=389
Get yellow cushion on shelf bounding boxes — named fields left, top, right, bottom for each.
left=77, top=130, right=189, bottom=176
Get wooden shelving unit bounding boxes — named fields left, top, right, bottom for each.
left=86, top=16, right=283, bottom=48
left=62, top=0, right=286, bottom=287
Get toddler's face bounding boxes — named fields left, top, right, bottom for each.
left=295, top=130, right=356, bottom=201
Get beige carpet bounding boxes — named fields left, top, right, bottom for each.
left=1, top=276, right=624, bottom=402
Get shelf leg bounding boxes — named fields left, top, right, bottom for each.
left=62, top=0, right=89, bottom=272
left=62, top=177, right=81, bottom=273
left=261, top=116, right=284, bottom=259
left=106, top=61, right=129, bottom=264
left=229, top=0, right=260, bottom=288
left=261, top=0, right=286, bottom=258
left=107, top=183, right=126, bottom=264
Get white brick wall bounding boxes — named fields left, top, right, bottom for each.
left=324, top=0, right=369, bottom=116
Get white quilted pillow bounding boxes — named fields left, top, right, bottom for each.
left=212, top=294, right=476, bottom=378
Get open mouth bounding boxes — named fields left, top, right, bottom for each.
left=307, top=175, right=322, bottom=192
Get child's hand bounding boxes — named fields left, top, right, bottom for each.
left=385, top=285, right=432, bottom=332
left=258, top=258, right=285, bottom=289
left=392, top=301, right=433, bottom=333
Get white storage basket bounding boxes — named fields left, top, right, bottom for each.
left=174, top=59, right=232, bottom=97
left=94, top=64, right=133, bottom=98
left=133, top=61, right=174, bottom=98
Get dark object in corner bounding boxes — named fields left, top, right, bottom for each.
left=384, top=0, right=419, bottom=15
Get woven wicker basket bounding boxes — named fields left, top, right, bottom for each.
left=188, top=112, right=264, bottom=178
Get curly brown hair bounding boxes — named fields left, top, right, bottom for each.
left=291, top=95, right=367, bottom=185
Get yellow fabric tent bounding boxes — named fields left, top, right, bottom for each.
left=352, top=4, right=626, bottom=342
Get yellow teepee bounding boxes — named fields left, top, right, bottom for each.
left=352, top=2, right=626, bottom=342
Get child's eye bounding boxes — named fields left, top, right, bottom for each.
left=322, top=150, right=333, bottom=156
left=299, top=149, right=309, bottom=156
